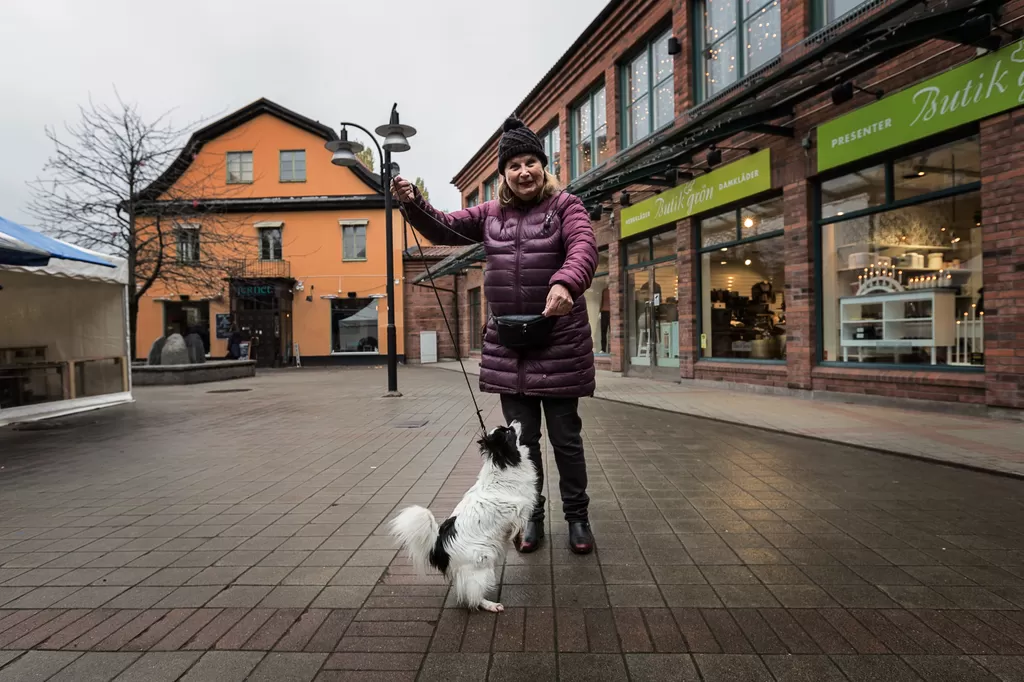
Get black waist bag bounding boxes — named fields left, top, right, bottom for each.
left=492, top=314, right=556, bottom=350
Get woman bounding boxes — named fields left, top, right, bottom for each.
left=393, top=116, right=598, bottom=554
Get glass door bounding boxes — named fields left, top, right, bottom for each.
left=651, top=262, right=680, bottom=380
left=626, top=269, right=652, bottom=377
left=625, top=263, right=680, bottom=380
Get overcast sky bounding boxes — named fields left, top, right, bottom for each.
left=0, top=0, right=607, bottom=224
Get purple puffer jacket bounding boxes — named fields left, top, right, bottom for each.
left=405, top=190, right=597, bottom=398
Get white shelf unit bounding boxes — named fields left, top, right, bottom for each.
left=840, top=290, right=956, bottom=364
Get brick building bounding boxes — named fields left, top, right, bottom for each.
left=422, top=0, right=1023, bottom=414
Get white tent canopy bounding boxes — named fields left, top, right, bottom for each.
left=0, top=244, right=132, bottom=426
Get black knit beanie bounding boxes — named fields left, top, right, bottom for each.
left=497, top=116, right=548, bottom=175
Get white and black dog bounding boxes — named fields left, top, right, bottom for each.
left=389, top=421, right=537, bottom=612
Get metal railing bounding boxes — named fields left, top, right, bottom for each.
left=225, top=259, right=291, bottom=279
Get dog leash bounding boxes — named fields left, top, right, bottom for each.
left=397, top=200, right=488, bottom=436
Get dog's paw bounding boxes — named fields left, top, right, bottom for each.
left=480, top=600, right=504, bottom=613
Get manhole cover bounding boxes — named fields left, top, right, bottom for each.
left=393, top=420, right=429, bottom=429
left=207, top=388, right=253, bottom=394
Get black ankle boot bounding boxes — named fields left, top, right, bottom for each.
left=568, top=521, right=594, bottom=555
left=517, top=520, right=544, bottom=553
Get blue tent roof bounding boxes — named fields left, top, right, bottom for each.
left=0, top=231, right=51, bottom=266
left=0, top=216, right=115, bottom=268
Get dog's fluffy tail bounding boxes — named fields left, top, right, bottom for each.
left=389, top=506, right=438, bottom=576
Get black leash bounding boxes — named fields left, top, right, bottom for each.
left=397, top=201, right=488, bottom=436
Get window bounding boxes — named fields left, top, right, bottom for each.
left=227, top=151, right=253, bottom=184
left=176, top=225, right=200, bottom=264
left=259, top=227, right=283, bottom=261
left=342, top=222, right=367, bottom=261
left=331, top=298, right=379, bottom=353
left=466, top=191, right=479, bottom=208
left=163, top=301, right=210, bottom=354
left=541, top=125, right=561, bottom=178
left=820, top=135, right=982, bottom=368
left=483, top=174, right=500, bottom=202
left=279, top=150, right=306, bottom=182
left=817, top=0, right=871, bottom=29
left=571, top=85, right=610, bottom=179
left=699, top=197, right=786, bottom=361
left=622, top=30, right=674, bottom=147
left=469, top=288, right=483, bottom=351
left=584, top=248, right=611, bottom=354
left=697, top=0, right=781, bottom=100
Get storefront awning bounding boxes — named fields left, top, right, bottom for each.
left=410, top=243, right=485, bottom=283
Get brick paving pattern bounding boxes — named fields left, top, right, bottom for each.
left=436, top=358, right=1024, bottom=476
left=0, top=367, right=1020, bottom=680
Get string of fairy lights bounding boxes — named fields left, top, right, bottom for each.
left=704, top=0, right=781, bottom=96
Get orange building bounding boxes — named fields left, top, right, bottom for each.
left=135, top=99, right=416, bottom=367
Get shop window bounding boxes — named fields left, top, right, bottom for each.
left=696, top=0, right=781, bottom=101
left=816, top=0, right=872, bottom=29
left=571, top=85, right=610, bottom=179
left=259, top=227, right=282, bottom=261
left=484, top=174, right=500, bottom=202
left=584, top=248, right=611, bottom=354
left=342, top=222, right=367, bottom=261
left=279, top=150, right=306, bottom=182
left=699, top=197, right=786, bottom=361
left=226, top=151, right=253, bottom=184
left=821, top=164, right=886, bottom=220
left=469, top=287, right=483, bottom=351
left=466, top=190, right=479, bottom=208
left=622, top=30, right=674, bottom=148
left=331, top=298, right=379, bottom=353
left=541, top=125, right=561, bottom=178
left=163, top=301, right=210, bottom=354
left=176, top=225, right=200, bottom=264
left=820, top=135, right=982, bottom=368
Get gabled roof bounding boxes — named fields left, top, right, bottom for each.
left=139, top=98, right=383, bottom=201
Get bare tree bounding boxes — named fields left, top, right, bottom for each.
left=28, top=93, right=256, bottom=353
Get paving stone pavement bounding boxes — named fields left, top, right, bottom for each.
left=0, top=367, right=1023, bottom=681
left=435, top=359, right=1024, bottom=476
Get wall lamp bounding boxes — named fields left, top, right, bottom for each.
left=831, top=81, right=883, bottom=106
left=706, top=145, right=757, bottom=168
left=620, top=190, right=631, bottom=207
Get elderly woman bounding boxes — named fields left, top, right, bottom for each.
left=393, top=116, right=598, bottom=554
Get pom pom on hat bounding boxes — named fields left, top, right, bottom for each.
left=503, top=115, right=525, bottom=133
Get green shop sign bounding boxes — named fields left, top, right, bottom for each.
left=819, top=39, right=1024, bottom=171
left=620, top=149, right=772, bottom=239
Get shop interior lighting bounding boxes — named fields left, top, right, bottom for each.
left=743, top=217, right=755, bottom=229
left=745, top=259, right=752, bottom=266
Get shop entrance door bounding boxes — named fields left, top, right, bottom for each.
left=625, top=262, right=679, bottom=381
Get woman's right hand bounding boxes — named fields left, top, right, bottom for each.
left=391, top=176, right=416, bottom=203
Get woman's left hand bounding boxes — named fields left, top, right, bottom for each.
left=543, top=284, right=573, bottom=317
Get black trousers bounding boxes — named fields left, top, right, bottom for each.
left=600, top=311, right=611, bottom=353
left=500, top=394, right=589, bottom=523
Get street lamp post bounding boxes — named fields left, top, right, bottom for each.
left=326, top=104, right=416, bottom=397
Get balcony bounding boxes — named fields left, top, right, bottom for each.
left=226, top=259, right=292, bottom=280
